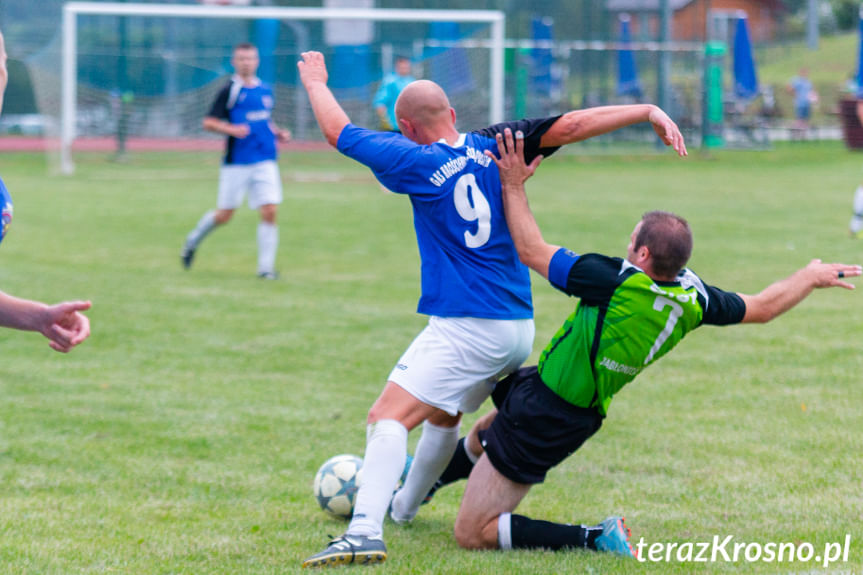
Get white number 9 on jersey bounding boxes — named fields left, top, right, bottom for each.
left=453, top=173, right=491, bottom=248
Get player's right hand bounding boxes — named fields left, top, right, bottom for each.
left=298, top=51, right=329, bottom=89
left=229, top=124, right=250, bottom=139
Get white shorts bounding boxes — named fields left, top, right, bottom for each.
left=217, top=160, right=283, bottom=210
left=388, top=316, right=535, bottom=416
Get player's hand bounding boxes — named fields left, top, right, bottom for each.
left=298, top=51, right=329, bottom=89
left=229, top=124, right=250, bottom=139
left=484, top=128, right=543, bottom=189
left=277, top=128, right=292, bottom=143
left=804, top=259, right=862, bottom=290
left=648, top=105, right=687, bottom=157
left=40, top=300, right=92, bottom=353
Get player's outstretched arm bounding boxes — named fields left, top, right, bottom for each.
left=738, top=259, right=861, bottom=324
left=0, top=292, right=92, bottom=352
left=486, top=129, right=560, bottom=280
left=298, top=51, right=350, bottom=147
left=539, top=104, right=687, bottom=157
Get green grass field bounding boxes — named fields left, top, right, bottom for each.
left=0, top=142, right=861, bottom=574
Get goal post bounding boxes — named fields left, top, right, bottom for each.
left=59, top=2, right=505, bottom=174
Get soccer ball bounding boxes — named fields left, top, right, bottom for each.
left=313, top=454, right=363, bottom=518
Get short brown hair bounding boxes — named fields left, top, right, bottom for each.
left=234, top=42, right=256, bottom=52
left=635, top=211, right=693, bottom=278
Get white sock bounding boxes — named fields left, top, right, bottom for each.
left=257, top=221, right=278, bottom=274
left=347, top=419, right=407, bottom=538
left=851, top=186, right=863, bottom=234
left=390, top=420, right=459, bottom=522
left=185, top=210, right=217, bottom=250
left=497, top=512, right=512, bottom=550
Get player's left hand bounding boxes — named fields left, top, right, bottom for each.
left=277, top=128, right=292, bottom=143
left=648, top=105, right=687, bottom=157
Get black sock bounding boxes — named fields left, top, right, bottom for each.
left=510, top=514, right=602, bottom=551
left=436, top=436, right=474, bottom=487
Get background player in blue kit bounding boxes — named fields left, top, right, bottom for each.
left=297, top=50, right=687, bottom=568
left=181, top=43, right=291, bottom=279
left=0, top=29, right=91, bottom=352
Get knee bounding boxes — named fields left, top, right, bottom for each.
left=260, top=204, right=277, bottom=224
left=453, top=515, right=495, bottom=550
left=366, top=403, right=385, bottom=424
left=214, top=210, right=234, bottom=224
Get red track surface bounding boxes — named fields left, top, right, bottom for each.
left=0, top=136, right=331, bottom=153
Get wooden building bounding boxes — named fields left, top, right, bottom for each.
left=605, top=0, right=785, bottom=43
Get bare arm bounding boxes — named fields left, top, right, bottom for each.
left=202, top=116, right=249, bottom=139
left=856, top=100, right=863, bottom=127
left=738, top=259, right=861, bottom=324
left=0, top=291, right=92, bottom=352
left=486, top=129, right=559, bottom=279
left=298, top=51, right=350, bottom=147
left=539, top=104, right=687, bottom=157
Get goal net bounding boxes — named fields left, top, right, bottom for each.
left=51, top=2, right=504, bottom=173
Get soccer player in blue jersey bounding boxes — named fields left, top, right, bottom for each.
left=297, top=50, right=687, bottom=567
left=181, top=43, right=291, bottom=279
left=0, top=29, right=91, bottom=352
left=432, top=129, right=860, bottom=558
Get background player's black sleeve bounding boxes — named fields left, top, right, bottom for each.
left=698, top=284, right=746, bottom=326
left=561, top=253, right=628, bottom=305
left=474, top=116, right=562, bottom=164
left=207, top=83, right=231, bottom=120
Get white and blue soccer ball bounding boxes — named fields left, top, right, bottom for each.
left=313, top=454, right=363, bottom=518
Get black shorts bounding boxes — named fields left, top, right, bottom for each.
left=483, top=366, right=603, bottom=485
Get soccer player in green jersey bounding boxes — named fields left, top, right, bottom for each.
left=438, top=129, right=861, bottom=558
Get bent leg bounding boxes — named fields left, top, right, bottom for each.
left=347, top=382, right=446, bottom=538
left=454, top=455, right=604, bottom=552
left=454, top=454, right=531, bottom=549
left=390, top=411, right=461, bottom=522
left=184, top=209, right=230, bottom=251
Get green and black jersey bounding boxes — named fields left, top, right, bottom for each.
left=539, top=249, right=747, bottom=416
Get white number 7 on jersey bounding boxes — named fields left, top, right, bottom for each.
left=453, top=173, right=491, bottom=248
left=644, top=295, right=683, bottom=365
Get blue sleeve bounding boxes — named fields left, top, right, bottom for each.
left=548, top=247, right=580, bottom=291
left=337, top=123, right=420, bottom=192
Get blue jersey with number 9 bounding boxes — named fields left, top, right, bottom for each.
left=337, top=119, right=559, bottom=319
left=0, top=177, right=12, bottom=247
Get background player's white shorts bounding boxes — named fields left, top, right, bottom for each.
left=388, top=316, right=535, bottom=416
left=217, top=160, right=283, bottom=210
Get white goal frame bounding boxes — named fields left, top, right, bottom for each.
left=60, top=1, right=506, bottom=174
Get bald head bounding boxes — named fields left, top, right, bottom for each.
left=394, top=80, right=455, bottom=139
